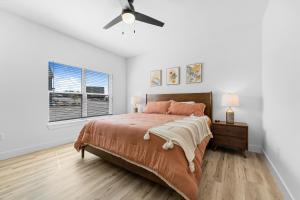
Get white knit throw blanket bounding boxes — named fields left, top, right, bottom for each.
left=144, top=115, right=212, bottom=172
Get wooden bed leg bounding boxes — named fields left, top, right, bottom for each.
left=243, top=151, right=247, bottom=158
left=81, top=146, right=85, bottom=159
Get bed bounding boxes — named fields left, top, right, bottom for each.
left=74, top=92, right=213, bottom=200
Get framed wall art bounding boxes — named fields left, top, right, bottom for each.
left=150, top=70, right=162, bottom=87
left=166, top=67, right=180, bottom=85
left=186, top=63, right=202, bottom=84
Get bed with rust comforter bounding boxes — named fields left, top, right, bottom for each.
left=74, top=113, right=211, bottom=200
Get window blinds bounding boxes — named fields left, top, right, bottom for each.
left=48, top=62, right=112, bottom=122
left=86, top=69, right=110, bottom=117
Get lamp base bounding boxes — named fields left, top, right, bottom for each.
left=226, top=108, right=234, bottom=124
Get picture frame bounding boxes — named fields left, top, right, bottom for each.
left=186, top=63, right=202, bottom=84
left=166, top=67, right=180, bottom=85
left=150, top=70, right=162, bottom=87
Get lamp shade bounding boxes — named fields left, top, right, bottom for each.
left=222, top=94, right=239, bottom=107
left=131, top=96, right=141, bottom=105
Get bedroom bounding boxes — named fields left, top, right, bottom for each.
left=0, top=0, right=298, bottom=200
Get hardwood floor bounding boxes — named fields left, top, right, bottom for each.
left=0, top=144, right=283, bottom=200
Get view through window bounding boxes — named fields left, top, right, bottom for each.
left=48, top=62, right=112, bottom=122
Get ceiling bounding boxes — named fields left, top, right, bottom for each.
left=0, top=0, right=267, bottom=58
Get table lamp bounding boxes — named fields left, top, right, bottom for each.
left=222, top=93, right=239, bottom=124
left=131, top=96, right=141, bottom=113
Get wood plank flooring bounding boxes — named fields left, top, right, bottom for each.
left=0, top=144, right=283, bottom=200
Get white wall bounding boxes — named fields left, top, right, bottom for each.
left=262, top=0, right=300, bottom=199
left=0, top=11, right=127, bottom=160
left=126, top=2, right=267, bottom=152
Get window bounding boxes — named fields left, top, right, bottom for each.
left=86, top=69, right=110, bottom=117
left=48, top=62, right=112, bottom=122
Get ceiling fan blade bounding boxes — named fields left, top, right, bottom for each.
left=119, top=0, right=134, bottom=10
left=103, top=15, right=122, bottom=29
left=134, top=12, right=164, bottom=27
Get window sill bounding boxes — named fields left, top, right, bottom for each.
left=47, top=115, right=111, bottom=130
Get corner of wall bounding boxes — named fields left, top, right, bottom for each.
left=262, top=149, right=295, bottom=200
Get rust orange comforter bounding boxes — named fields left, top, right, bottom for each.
left=74, top=113, right=211, bottom=200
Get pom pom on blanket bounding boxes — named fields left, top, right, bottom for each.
left=189, top=161, right=195, bottom=173
left=162, top=140, right=174, bottom=150
left=143, top=131, right=150, bottom=140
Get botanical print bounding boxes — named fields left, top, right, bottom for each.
left=150, top=70, right=162, bottom=87
left=186, top=63, right=202, bottom=84
left=167, top=67, right=180, bottom=85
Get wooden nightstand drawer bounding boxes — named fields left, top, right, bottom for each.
left=212, top=121, right=248, bottom=157
left=213, top=135, right=246, bottom=149
left=213, top=125, right=247, bottom=139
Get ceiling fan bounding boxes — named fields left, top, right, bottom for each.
left=104, top=0, right=165, bottom=29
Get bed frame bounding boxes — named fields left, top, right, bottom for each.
left=81, top=92, right=213, bottom=187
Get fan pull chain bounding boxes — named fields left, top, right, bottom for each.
left=120, top=23, right=136, bottom=35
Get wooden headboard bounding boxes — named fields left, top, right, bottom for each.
left=146, top=92, right=213, bottom=119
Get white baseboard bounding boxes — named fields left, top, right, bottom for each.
left=263, top=149, right=295, bottom=200
left=0, top=137, right=74, bottom=160
left=248, top=144, right=262, bottom=153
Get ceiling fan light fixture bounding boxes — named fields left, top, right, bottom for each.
left=103, top=0, right=164, bottom=30
left=122, top=12, right=135, bottom=24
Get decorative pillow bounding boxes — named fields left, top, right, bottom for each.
left=144, top=101, right=171, bottom=114
left=168, top=100, right=206, bottom=116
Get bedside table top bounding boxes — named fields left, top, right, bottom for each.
left=213, top=121, right=248, bottom=128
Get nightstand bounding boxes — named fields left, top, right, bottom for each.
left=212, top=121, right=248, bottom=157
